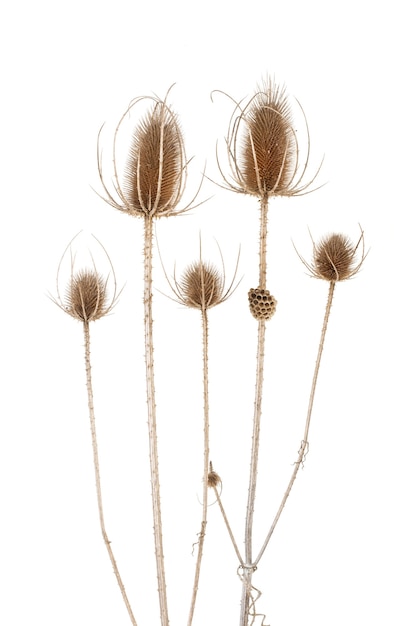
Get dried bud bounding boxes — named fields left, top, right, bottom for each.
left=64, top=270, right=109, bottom=322
left=295, top=229, right=366, bottom=282
left=208, top=470, right=221, bottom=488
left=248, top=287, right=277, bottom=321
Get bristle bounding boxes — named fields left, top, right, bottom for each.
left=207, top=470, right=221, bottom=488
left=124, top=102, right=182, bottom=216
left=64, top=270, right=108, bottom=322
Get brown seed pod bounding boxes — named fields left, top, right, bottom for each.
left=213, top=76, right=323, bottom=199
left=248, top=287, right=277, bottom=321
left=207, top=470, right=221, bottom=489
left=179, top=261, right=224, bottom=309
left=64, top=270, right=109, bottom=322
left=296, top=228, right=366, bottom=282
left=96, top=87, right=202, bottom=218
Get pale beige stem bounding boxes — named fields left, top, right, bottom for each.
left=213, top=485, right=244, bottom=566
left=187, top=308, right=210, bottom=626
left=83, top=321, right=138, bottom=626
left=254, top=280, right=336, bottom=567
left=143, top=215, right=169, bottom=626
left=240, top=195, right=269, bottom=626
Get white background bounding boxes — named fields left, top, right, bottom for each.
left=1, top=1, right=416, bottom=624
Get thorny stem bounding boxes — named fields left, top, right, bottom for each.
left=254, top=280, right=336, bottom=567
left=187, top=308, right=210, bottom=626
left=143, top=215, right=169, bottom=626
left=83, top=321, right=137, bottom=626
left=240, top=195, right=269, bottom=626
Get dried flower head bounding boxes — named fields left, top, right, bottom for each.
left=160, top=238, right=241, bottom=312
left=51, top=233, right=119, bottom=323
left=296, top=228, right=366, bottom=282
left=64, top=269, right=109, bottom=322
left=96, top=87, right=202, bottom=218
left=213, top=76, right=322, bottom=199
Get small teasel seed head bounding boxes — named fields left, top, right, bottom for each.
left=248, top=287, right=277, bottom=321
left=64, top=270, right=109, bottom=322
left=312, top=232, right=365, bottom=281
left=180, top=262, right=224, bottom=310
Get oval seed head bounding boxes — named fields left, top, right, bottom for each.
left=124, top=101, right=184, bottom=216
left=313, top=233, right=361, bottom=281
left=242, top=79, right=295, bottom=197
left=180, top=262, right=224, bottom=310
left=248, top=287, right=277, bottom=321
left=64, top=270, right=109, bottom=322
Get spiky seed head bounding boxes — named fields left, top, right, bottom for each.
left=313, top=233, right=364, bottom=281
left=242, top=80, right=295, bottom=196
left=124, top=102, right=183, bottom=216
left=248, top=287, right=277, bottom=321
left=180, top=262, right=224, bottom=310
left=64, top=270, right=109, bottom=322
left=208, top=469, right=221, bottom=488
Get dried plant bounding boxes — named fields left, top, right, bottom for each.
left=51, top=236, right=136, bottom=624
left=52, top=80, right=366, bottom=626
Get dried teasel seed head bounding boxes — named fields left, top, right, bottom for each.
left=214, top=76, right=322, bottom=199
left=180, top=262, right=224, bottom=310
left=64, top=270, right=109, bottom=322
left=248, top=287, right=277, bottom=321
left=96, top=87, right=204, bottom=219
left=312, top=232, right=365, bottom=281
left=124, top=101, right=183, bottom=216
left=242, top=80, right=295, bottom=197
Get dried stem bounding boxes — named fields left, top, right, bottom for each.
left=82, top=321, right=137, bottom=626
left=240, top=196, right=269, bottom=626
left=213, top=485, right=244, bottom=566
left=254, top=280, right=336, bottom=566
left=143, top=215, right=169, bottom=626
left=187, top=308, right=210, bottom=626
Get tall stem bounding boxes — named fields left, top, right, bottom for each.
left=143, top=215, right=169, bottom=626
left=83, top=321, right=137, bottom=626
left=254, top=280, right=336, bottom=566
left=240, top=195, right=269, bottom=626
left=187, top=308, right=210, bottom=626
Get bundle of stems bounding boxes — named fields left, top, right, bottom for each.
left=52, top=78, right=366, bottom=626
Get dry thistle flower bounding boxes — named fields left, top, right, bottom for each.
left=297, top=228, right=366, bottom=281
left=160, top=239, right=241, bottom=312
left=248, top=287, right=277, bottom=321
left=97, top=88, right=202, bottom=218
left=214, top=76, right=322, bottom=198
left=64, top=269, right=109, bottom=322
left=207, top=469, right=221, bottom=489
left=51, top=234, right=119, bottom=323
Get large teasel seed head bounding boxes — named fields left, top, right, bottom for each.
left=124, top=101, right=183, bottom=216
left=96, top=89, right=198, bottom=218
left=216, top=76, right=321, bottom=198
left=248, top=287, right=277, bottom=321
left=64, top=270, right=109, bottom=322
left=242, top=79, right=295, bottom=196
left=296, top=229, right=366, bottom=282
